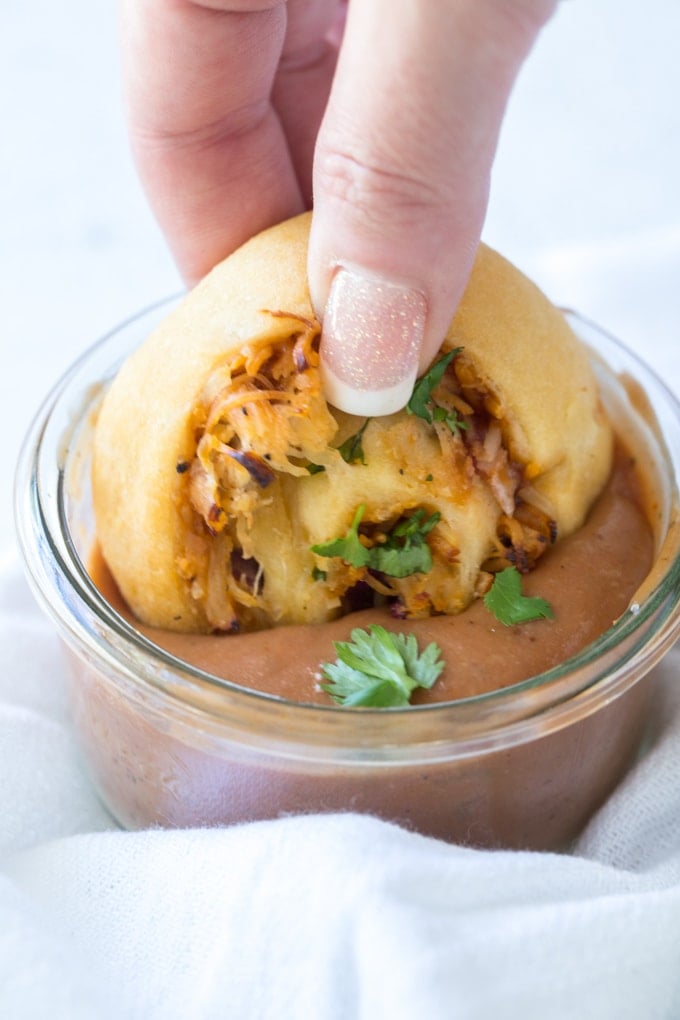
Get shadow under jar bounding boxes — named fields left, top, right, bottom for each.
left=15, top=303, right=680, bottom=850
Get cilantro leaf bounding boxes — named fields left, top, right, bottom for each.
left=320, top=625, right=444, bottom=707
left=432, top=404, right=469, bottom=435
left=483, top=567, right=555, bottom=626
left=312, top=506, right=440, bottom=579
left=369, top=541, right=432, bottom=578
left=407, top=348, right=463, bottom=423
left=311, top=504, right=370, bottom=568
left=391, top=508, right=439, bottom=539
left=398, top=631, right=446, bottom=688
left=338, top=419, right=370, bottom=465
left=369, top=508, right=440, bottom=577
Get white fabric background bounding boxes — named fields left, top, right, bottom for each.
left=2, top=2, right=679, bottom=1017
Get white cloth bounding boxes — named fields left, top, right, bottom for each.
left=3, top=0, right=680, bottom=1017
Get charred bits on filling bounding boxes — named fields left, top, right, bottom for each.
left=206, top=503, right=226, bottom=536
left=222, top=449, right=276, bottom=488
left=265, top=310, right=321, bottom=372
left=231, top=549, right=263, bottom=596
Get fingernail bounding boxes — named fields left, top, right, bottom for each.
left=320, top=267, right=427, bottom=416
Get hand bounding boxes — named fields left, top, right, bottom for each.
left=121, top=0, right=556, bottom=414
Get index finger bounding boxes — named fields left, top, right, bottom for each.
left=121, top=0, right=303, bottom=283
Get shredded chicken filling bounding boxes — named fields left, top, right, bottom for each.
left=180, top=316, right=557, bottom=632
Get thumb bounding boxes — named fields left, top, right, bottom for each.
left=308, top=0, right=557, bottom=415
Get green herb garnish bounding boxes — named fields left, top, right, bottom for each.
left=307, top=462, right=326, bottom=475
left=407, top=348, right=467, bottom=435
left=369, top=508, right=440, bottom=577
left=320, top=625, right=445, bottom=707
left=311, top=504, right=371, bottom=568
left=311, top=505, right=440, bottom=578
left=338, top=419, right=370, bottom=465
left=407, top=350, right=457, bottom=421
left=431, top=404, right=468, bottom=435
left=483, top=567, right=554, bottom=626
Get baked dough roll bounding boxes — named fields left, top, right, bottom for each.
left=93, top=212, right=613, bottom=634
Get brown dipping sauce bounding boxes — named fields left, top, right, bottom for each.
left=91, top=445, right=653, bottom=705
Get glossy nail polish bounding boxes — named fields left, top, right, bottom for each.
left=320, top=267, right=427, bottom=416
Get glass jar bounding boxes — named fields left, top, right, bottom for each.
left=15, top=302, right=680, bottom=849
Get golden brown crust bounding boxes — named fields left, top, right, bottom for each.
left=93, top=212, right=612, bottom=632
left=443, top=243, right=613, bottom=535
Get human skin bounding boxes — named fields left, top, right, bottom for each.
left=119, top=0, right=557, bottom=413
